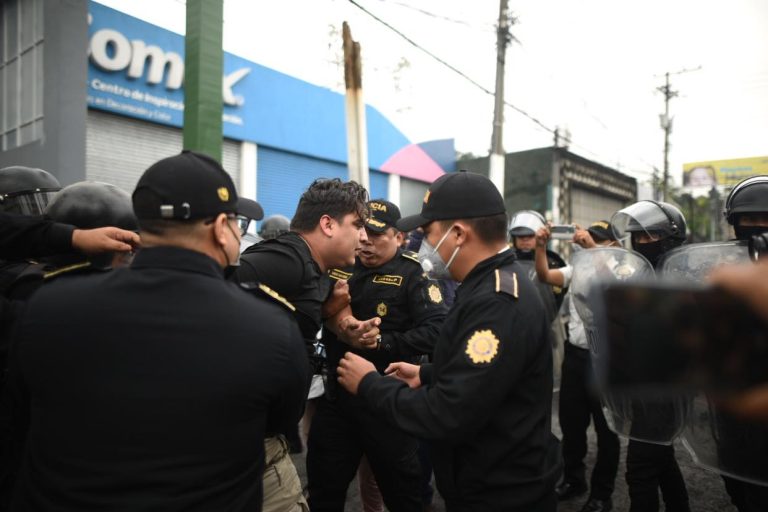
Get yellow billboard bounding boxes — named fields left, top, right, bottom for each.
left=683, top=156, right=768, bottom=187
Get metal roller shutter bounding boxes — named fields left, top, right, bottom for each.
left=569, top=186, right=625, bottom=227
left=256, top=146, right=388, bottom=220
left=86, top=109, right=240, bottom=194
left=399, top=177, right=430, bottom=218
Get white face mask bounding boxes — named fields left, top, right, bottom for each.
left=418, top=226, right=460, bottom=280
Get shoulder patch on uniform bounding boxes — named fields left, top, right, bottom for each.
left=328, top=268, right=353, bottom=281
left=255, top=283, right=296, bottom=312
left=372, top=274, right=403, bottom=286
left=427, top=283, right=443, bottom=304
left=494, top=268, right=519, bottom=299
left=401, top=251, right=420, bottom=263
left=43, top=262, right=92, bottom=280
left=465, top=329, right=500, bottom=365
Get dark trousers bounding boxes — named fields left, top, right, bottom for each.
left=626, top=441, right=690, bottom=512
left=559, top=342, right=620, bottom=500
left=723, top=476, right=768, bottom=512
left=306, top=396, right=422, bottom=512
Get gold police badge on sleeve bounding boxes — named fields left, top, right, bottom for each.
left=465, top=329, right=500, bottom=365
left=427, top=284, right=443, bottom=304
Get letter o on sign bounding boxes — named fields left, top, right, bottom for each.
left=89, top=29, right=132, bottom=72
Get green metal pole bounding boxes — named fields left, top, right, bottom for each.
left=183, top=0, right=223, bottom=162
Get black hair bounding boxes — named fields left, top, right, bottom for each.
left=290, top=178, right=369, bottom=232
left=440, top=213, right=508, bottom=244
left=137, top=218, right=206, bottom=236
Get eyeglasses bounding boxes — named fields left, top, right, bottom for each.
left=230, top=214, right=251, bottom=236
left=205, top=213, right=251, bottom=236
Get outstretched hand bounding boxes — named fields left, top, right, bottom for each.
left=72, top=227, right=140, bottom=255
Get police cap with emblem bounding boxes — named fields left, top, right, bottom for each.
left=396, top=170, right=506, bottom=232
left=365, top=199, right=401, bottom=233
left=587, top=220, right=616, bottom=242
left=132, top=150, right=264, bottom=221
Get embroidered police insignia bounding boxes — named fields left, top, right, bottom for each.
left=465, top=329, right=500, bottom=365
left=427, top=284, right=443, bottom=303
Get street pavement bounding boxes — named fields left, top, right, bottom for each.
left=291, top=391, right=739, bottom=511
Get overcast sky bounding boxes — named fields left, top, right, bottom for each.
left=95, top=0, right=768, bottom=186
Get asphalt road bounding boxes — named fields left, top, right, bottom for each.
left=291, top=391, right=739, bottom=511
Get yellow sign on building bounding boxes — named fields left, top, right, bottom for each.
left=683, top=156, right=768, bottom=187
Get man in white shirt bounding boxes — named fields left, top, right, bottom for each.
left=535, top=221, right=621, bottom=512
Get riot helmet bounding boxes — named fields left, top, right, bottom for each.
left=723, top=175, right=768, bottom=240
left=611, top=200, right=687, bottom=267
left=259, top=214, right=290, bottom=240
left=45, top=181, right=137, bottom=231
left=508, top=210, right=546, bottom=237
left=508, top=210, right=545, bottom=259
left=0, top=166, right=61, bottom=215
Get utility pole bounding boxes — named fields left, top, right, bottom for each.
left=656, top=66, right=701, bottom=201
left=342, top=22, right=370, bottom=192
left=489, top=0, right=511, bottom=196
left=183, top=0, right=223, bottom=162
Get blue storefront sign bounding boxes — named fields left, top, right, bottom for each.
left=86, top=1, right=416, bottom=170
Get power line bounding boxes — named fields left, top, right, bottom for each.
left=347, top=0, right=657, bottom=179
left=374, top=0, right=494, bottom=31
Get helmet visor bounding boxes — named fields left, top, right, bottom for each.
left=509, top=211, right=545, bottom=235
left=611, top=202, right=671, bottom=242
left=0, top=190, right=59, bottom=215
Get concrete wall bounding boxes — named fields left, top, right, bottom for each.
left=0, top=0, right=88, bottom=185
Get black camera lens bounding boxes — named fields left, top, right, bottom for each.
left=748, top=232, right=768, bottom=262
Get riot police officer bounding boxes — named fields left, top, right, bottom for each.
left=509, top=210, right=567, bottom=338
left=725, top=175, right=768, bottom=241
left=307, top=199, right=447, bottom=511
left=2, top=181, right=137, bottom=301
left=720, top=175, right=768, bottom=511
left=611, top=200, right=690, bottom=512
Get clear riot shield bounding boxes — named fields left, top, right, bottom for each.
left=571, top=247, right=689, bottom=444
left=659, top=241, right=768, bottom=485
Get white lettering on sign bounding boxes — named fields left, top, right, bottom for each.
left=88, top=16, right=249, bottom=107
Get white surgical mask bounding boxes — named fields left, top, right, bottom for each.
left=418, top=227, right=460, bottom=280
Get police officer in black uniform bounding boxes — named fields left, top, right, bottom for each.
left=337, top=171, right=561, bottom=512
left=3, top=150, right=308, bottom=511
left=307, top=199, right=447, bottom=511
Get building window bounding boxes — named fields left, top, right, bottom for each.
left=0, top=0, right=44, bottom=151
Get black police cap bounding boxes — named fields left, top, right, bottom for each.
left=587, top=220, right=616, bottom=242
left=132, top=150, right=263, bottom=221
left=365, top=199, right=401, bottom=233
left=396, top=171, right=506, bottom=232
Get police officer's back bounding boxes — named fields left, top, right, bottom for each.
left=3, top=151, right=307, bottom=511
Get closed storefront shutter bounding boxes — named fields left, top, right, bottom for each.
left=256, top=146, right=387, bottom=219
left=399, top=177, right=430, bottom=218
left=86, top=109, right=240, bottom=193
left=569, top=186, right=625, bottom=227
